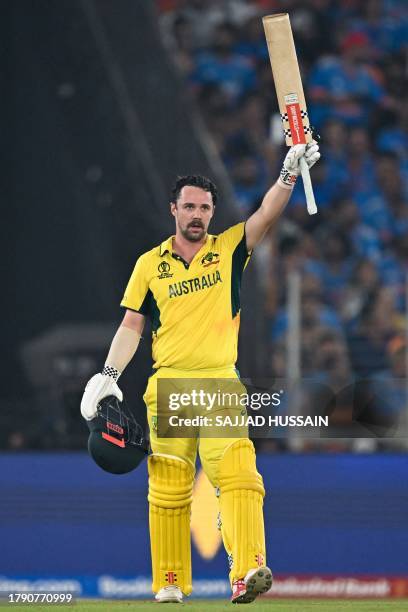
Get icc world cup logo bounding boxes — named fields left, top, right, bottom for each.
left=158, top=261, right=173, bottom=279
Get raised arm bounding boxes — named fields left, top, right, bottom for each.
left=245, top=142, right=320, bottom=251
left=80, top=310, right=145, bottom=420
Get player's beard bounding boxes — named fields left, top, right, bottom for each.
left=180, top=221, right=206, bottom=242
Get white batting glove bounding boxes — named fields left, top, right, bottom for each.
left=80, top=372, right=123, bottom=421
left=278, top=141, right=321, bottom=189
left=304, top=141, right=320, bottom=169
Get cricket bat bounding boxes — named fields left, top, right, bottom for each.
left=262, top=13, right=317, bottom=215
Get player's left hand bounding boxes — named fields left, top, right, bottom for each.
left=80, top=373, right=123, bottom=421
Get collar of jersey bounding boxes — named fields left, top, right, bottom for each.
left=159, top=234, right=214, bottom=257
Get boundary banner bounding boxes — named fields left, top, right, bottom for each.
left=1, top=575, right=407, bottom=599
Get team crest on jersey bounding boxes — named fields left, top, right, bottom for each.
left=201, top=251, right=220, bottom=267
left=157, top=261, right=173, bottom=279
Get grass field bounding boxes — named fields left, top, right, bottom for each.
left=7, top=599, right=408, bottom=611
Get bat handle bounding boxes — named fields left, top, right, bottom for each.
left=299, top=157, right=317, bottom=215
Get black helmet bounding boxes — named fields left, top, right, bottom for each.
left=87, top=395, right=148, bottom=474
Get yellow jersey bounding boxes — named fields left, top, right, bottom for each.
left=121, top=222, right=251, bottom=370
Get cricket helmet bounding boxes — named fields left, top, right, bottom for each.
left=87, top=395, right=148, bottom=474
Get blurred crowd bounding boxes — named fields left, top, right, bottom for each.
left=158, top=0, right=407, bottom=448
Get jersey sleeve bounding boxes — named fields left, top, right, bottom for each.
left=120, top=254, right=150, bottom=313
left=217, top=221, right=252, bottom=270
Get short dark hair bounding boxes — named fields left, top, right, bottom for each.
left=171, top=175, right=218, bottom=206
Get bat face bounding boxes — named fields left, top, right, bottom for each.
left=262, top=13, right=313, bottom=147
left=263, top=12, right=318, bottom=215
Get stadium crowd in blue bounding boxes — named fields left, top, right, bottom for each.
left=159, top=0, right=407, bottom=436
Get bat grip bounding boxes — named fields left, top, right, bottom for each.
left=299, top=157, right=317, bottom=215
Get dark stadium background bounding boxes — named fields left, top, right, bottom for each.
left=2, top=0, right=408, bottom=602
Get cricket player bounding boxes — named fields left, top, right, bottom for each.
left=81, top=142, right=320, bottom=604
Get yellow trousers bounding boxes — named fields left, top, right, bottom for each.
left=143, top=366, right=245, bottom=485
left=144, top=366, right=266, bottom=594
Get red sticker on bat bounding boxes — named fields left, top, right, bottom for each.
left=286, top=103, right=306, bottom=145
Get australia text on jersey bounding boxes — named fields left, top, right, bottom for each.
left=168, top=270, right=222, bottom=298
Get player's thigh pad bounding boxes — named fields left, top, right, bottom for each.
left=218, top=439, right=266, bottom=582
left=148, top=453, right=194, bottom=595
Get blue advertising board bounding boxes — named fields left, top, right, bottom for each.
left=1, top=453, right=407, bottom=597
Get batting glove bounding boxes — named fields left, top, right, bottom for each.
left=278, top=140, right=320, bottom=189
left=80, top=370, right=123, bottom=421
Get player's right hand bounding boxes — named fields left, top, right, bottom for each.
left=80, top=373, right=123, bottom=421
left=283, top=141, right=320, bottom=175
left=283, top=144, right=307, bottom=176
